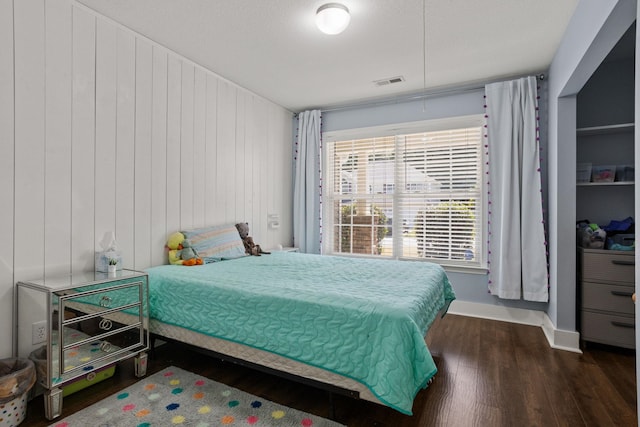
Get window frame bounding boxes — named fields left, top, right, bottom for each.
left=322, top=115, right=487, bottom=271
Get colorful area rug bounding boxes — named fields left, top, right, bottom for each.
left=49, top=366, right=344, bottom=427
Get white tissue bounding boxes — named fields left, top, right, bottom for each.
left=100, top=231, right=119, bottom=251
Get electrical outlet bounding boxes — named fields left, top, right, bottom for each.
left=32, top=321, right=47, bottom=345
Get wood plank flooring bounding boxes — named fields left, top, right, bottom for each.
left=24, top=314, right=637, bottom=426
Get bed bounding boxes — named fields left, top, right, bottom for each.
left=143, top=241, right=456, bottom=415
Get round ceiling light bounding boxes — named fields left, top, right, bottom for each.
left=315, top=3, right=351, bottom=35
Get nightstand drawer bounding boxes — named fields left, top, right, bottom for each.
left=581, top=251, right=635, bottom=283
left=581, top=311, right=635, bottom=348
left=581, top=281, right=635, bottom=315
left=60, top=324, right=144, bottom=376
left=60, top=280, right=145, bottom=316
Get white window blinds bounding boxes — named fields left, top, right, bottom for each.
left=324, top=121, right=483, bottom=266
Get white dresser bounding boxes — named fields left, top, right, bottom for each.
left=578, top=248, right=635, bottom=349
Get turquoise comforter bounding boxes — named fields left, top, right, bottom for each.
left=145, top=252, right=455, bottom=414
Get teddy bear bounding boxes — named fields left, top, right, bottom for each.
left=235, top=222, right=269, bottom=256
left=166, top=231, right=203, bottom=266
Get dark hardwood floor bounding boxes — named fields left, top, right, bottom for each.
left=24, top=314, right=637, bottom=426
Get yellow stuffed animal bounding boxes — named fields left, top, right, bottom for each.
left=166, top=232, right=203, bottom=266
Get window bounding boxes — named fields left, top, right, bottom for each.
left=323, top=116, right=484, bottom=267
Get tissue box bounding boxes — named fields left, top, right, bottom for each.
left=95, top=251, right=123, bottom=272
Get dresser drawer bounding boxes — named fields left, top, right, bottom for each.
left=581, top=311, right=635, bottom=348
left=581, top=281, right=635, bottom=315
left=581, top=251, right=635, bottom=283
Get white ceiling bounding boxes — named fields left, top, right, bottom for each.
left=76, top=0, right=579, bottom=112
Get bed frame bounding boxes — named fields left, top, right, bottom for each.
left=147, top=318, right=386, bottom=416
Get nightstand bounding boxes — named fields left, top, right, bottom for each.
left=15, top=269, right=149, bottom=420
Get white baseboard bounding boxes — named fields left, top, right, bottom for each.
left=448, top=300, right=582, bottom=353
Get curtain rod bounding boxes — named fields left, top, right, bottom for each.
left=317, top=73, right=546, bottom=114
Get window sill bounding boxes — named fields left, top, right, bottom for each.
left=324, top=252, right=488, bottom=275
left=441, top=264, right=488, bottom=275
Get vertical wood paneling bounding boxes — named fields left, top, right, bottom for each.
left=71, top=7, right=96, bottom=273
left=165, top=55, right=182, bottom=234
left=180, top=63, right=195, bottom=230
left=281, top=109, right=292, bottom=243
left=243, top=95, right=255, bottom=228
left=114, top=28, right=136, bottom=268
left=45, top=0, right=72, bottom=278
left=94, top=19, right=117, bottom=259
left=3, top=0, right=294, bottom=355
left=279, top=109, right=294, bottom=246
left=14, top=0, right=46, bottom=280
left=252, top=97, right=268, bottom=241
left=267, top=105, right=277, bottom=245
left=193, top=68, right=207, bottom=228
left=205, top=74, right=219, bottom=225
left=134, top=39, right=153, bottom=270
left=217, top=81, right=237, bottom=223
left=150, top=47, right=168, bottom=266
left=0, top=0, right=15, bottom=358
left=235, top=91, right=247, bottom=223
left=268, top=106, right=290, bottom=248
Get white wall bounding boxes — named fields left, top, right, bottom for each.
left=0, top=0, right=293, bottom=358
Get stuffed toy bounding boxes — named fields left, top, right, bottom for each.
left=576, top=223, right=606, bottom=249
left=235, top=222, right=270, bottom=256
left=166, top=231, right=203, bottom=266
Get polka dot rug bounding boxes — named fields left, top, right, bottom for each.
left=48, top=366, right=344, bottom=427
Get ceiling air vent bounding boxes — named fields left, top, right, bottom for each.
left=373, top=76, right=405, bottom=87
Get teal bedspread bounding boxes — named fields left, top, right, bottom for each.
left=145, top=252, right=455, bottom=414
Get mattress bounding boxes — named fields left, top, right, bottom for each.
left=145, top=252, right=455, bottom=414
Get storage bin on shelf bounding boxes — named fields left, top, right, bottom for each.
left=591, top=165, right=616, bottom=182
left=0, top=358, right=36, bottom=427
left=577, top=162, right=592, bottom=183
left=615, top=165, right=635, bottom=182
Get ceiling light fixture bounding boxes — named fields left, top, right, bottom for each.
left=316, top=3, right=350, bottom=35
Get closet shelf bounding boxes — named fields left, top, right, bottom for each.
left=576, top=181, right=634, bottom=187
left=577, top=122, right=634, bottom=136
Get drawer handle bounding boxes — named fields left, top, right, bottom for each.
left=100, top=341, right=112, bottom=352
left=611, top=260, right=635, bottom=266
left=99, top=319, right=113, bottom=331
left=99, top=295, right=112, bottom=308
left=611, top=321, right=635, bottom=329
left=611, top=290, right=635, bottom=297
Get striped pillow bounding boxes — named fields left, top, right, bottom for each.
left=181, top=224, right=246, bottom=262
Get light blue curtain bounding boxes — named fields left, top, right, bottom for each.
left=485, top=77, right=548, bottom=301
left=293, top=110, right=322, bottom=254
